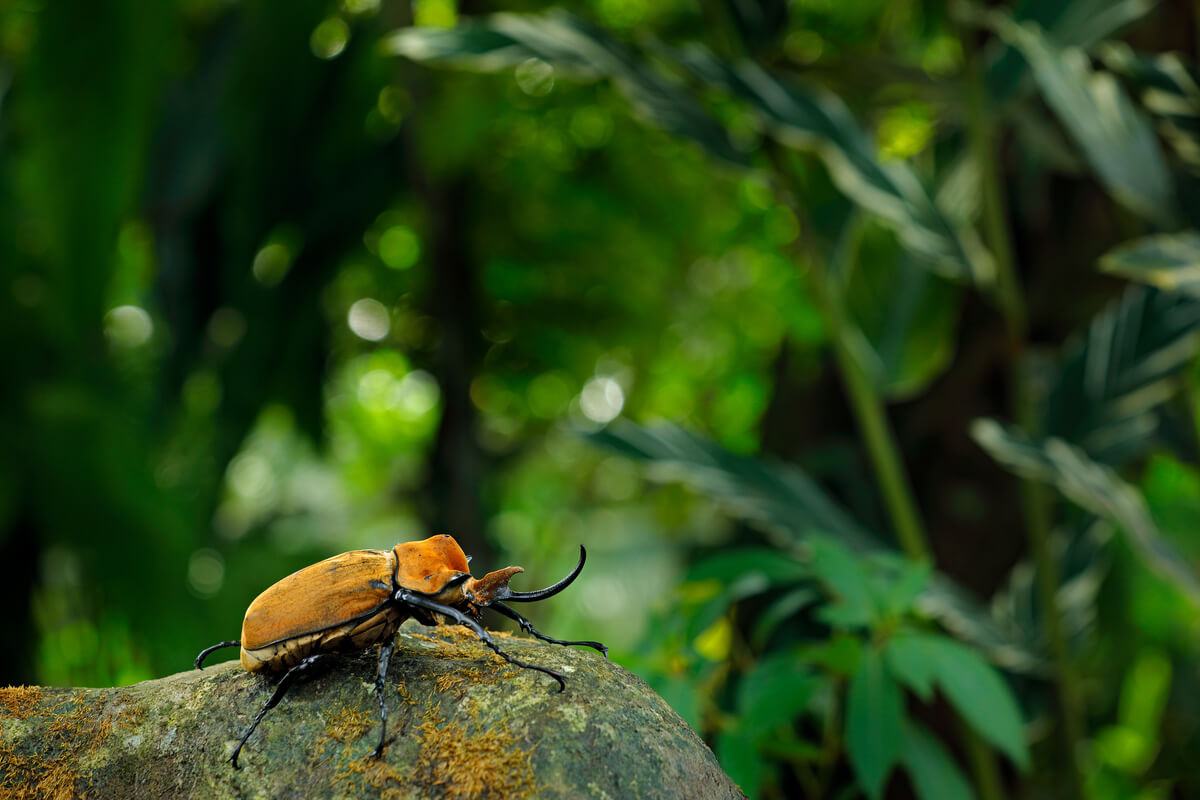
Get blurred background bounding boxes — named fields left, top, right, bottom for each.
left=4, top=0, right=1200, bottom=797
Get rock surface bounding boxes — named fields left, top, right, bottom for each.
left=0, top=624, right=743, bottom=799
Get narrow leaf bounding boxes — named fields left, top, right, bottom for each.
left=837, top=217, right=962, bottom=399
left=846, top=648, right=906, bottom=800
left=925, top=636, right=1030, bottom=770
left=674, top=48, right=994, bottom=286
left=978, top=10, right=1176, bottom=225
left=1040, top=285, right=1200, bottom=465
left=385, top=13, right=747, bottom=165
left=986, top=0, right=1159, bottom=103
left=589, top=420, right=1047, bottom=672
left=1099, top=43, right=1200, bottom=174
left=972, top=419, right=1200, bottom=606
left=884, top=631, right=939, bottom=702
left=1100, top=231, right=1200, bottom=297
left=901, top=721, right=976, bottom=800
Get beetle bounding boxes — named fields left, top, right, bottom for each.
left=194, top=533, right=606, bottom=769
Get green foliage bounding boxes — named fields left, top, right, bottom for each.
left=976, top=8, right=1177, bottom=225
left=846, top=648, right=905, bottom=799
left=9, top=0, right=1200, bottom=798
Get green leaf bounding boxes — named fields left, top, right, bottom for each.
left=985, top=0, right=1160, bottom=103
left=1099, top=43, right=1200, bottom=174
left=588, top=420, right=1047, bottom=672
left=722, top=0, right=788, bottom=54
left=972, top=419, right=1200, bottom=607
left=682, top=548, right=808, bottom=640
left=923, top=636, right=1030, bottom=770
left=837, top=217, right=962, bottom=399
left=384, top=13, right=747, bottom=165
left=878, top=557, right=932, bottom=619
left=884, top=631, right=939, bottom=702
left=736, top=651, right=822, bottom=740
left=846, top=648, right=906, bottom=800
left=751, top=586, right=820, bottom=648
left=686, top=547, right=808, bottom=585
left=716, top=727, right=764, bottom=799
left=809, top=537, right=878, bottom=628
left=1100, top=231, right=1200, bottom=297
left=673, top=48, right=993, bottom=286
left=977, top=9, right=1176, bottom=225
left=901, top=721, right=975, bottom=800
left=1040, top=285, right=1200, bottom=466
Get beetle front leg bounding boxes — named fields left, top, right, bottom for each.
left=369, top=638, right=396, bottom=760
left=230, top=653, right=332, bottom=769
left=397, top=590, right=567, bottom=692
left=489, top=602, right=609, bottom=658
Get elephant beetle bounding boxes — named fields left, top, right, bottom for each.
left=194, top=534, right=606, bottom=769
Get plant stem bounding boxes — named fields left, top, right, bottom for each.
left=764, top=148, right=932, bottom=561
left=805, top=250, right=931, bottom=561
left=960, top=26, right=1086, bottom=799
left=962, top=721, right=1006, bottom=800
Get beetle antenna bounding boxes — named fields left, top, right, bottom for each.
left=194, top=640, right=241, bottom=670
left=498, top=545, right=587, bottom=603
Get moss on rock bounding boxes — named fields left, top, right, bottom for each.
left=0, top=624, right=743, bottom=799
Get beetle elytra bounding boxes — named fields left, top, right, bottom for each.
left=194, top=534, right=606, bottom=768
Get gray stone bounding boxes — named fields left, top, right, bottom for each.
left=0, top=624, right=744, bottom=799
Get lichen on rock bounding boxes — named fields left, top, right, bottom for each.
left=0, top=623, right=743, bottom=799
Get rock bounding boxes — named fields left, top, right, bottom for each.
left=0, top=624, right=744, bottom=799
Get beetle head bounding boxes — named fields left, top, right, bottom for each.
left=463, top=566, right=524, bottom=606
left=463, top=546, right=588, bottom=607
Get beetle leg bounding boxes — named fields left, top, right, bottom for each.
left=230, top=653, right=331, bottom=769
left=369, top=638, right=396, bottom=760
left=397, top=590, right=567, bottom=693
left=490, top=602, right=609, bottom=659
left=194, top=640, right=240, bottom=670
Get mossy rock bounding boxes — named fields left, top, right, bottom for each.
left=0, top=624, right=743, bottom=799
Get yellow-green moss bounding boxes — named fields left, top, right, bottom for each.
left=0, top=686, right=42, bottom=719
left=413, top=714, right=537, bottom=800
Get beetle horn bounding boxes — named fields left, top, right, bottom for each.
left=497, top=545, right=587, bottom=603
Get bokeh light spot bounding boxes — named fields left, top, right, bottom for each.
left=515, top=58, right=555, bottom=96
left=311, top=17, right=350, bottom=60
left=348, top=298, right=390, bottom=341
left=393, top=370, right=440, bottom=419
left=569, top=107, right=613, bottom=148
left=227, top=452, right=275, bottom=500
left=378, top=225, right=420, bottom=270
left=413, top=0, right=458, bottom=28
left=207, top=307, right=246, bottom=349
left=252, top=242, right=292, bottom=286
left=580, top=376, right=625, bottom=424
left=188, top=548, right=226, bottom=598
left=527, top=371, right=573, bottom=419
left=103, top=305, right=153, bottom=347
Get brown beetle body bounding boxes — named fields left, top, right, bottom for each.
left=195, top=534, right=605, bottom=769
left=239, top=536, right=473, bottom=673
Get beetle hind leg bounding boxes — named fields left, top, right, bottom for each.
left=397, top=590, right=568, bottom=692
left=369, top=638, right=396, bottom=760
left=230, top=653, right=332, bottom=769
left=490, top=602, right=609, bottom=658
left=194, top=640, right=240, bottom=670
